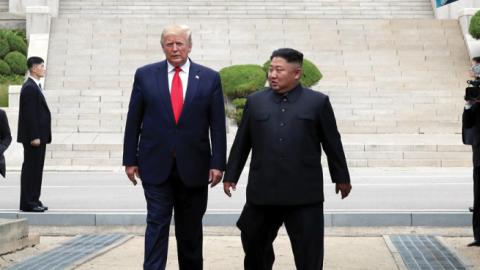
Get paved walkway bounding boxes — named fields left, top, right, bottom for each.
left=0, top=168, right=474, bottom=212
left=1, top=227, right=480, bottom=270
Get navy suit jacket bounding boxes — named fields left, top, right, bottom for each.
left=123, top=60, right=226, bottom=186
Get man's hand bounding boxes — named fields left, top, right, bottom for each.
left=335, top=183, right=352, bottom=199
left=209, top=169, right=223, bottom=188
left=223, top=182, right=236, bottom=197
left=125, top=166, right=140, bottom=186
left=30, top=138, right=40, bottom=147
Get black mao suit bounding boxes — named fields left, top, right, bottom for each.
left=225, top=84, right=350, bottom=270
left=17, top=77, right=51, bottom=211
left=463, top=104, right=480, bottom=242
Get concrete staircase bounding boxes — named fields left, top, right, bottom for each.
left=59, top=0, right=434, bottom=19
left=5, top=0, right=474, bottom=169
left=0, top=0, right=7, bottom=13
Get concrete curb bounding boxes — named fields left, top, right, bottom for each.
left=0, top=211, right=472, bottom=227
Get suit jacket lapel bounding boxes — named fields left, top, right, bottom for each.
left=156, top=61, right=175, bottom=125
left=178, top=61, right=200, bottom=124
left=27, top=78, right=48, bottom=107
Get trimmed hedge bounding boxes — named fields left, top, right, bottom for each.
left=6, top=34, right=27, bottom=55
left=470, top=11, right=480, bottom=39
left=0, top=29, right=27, bottom=76
left=232, top=98, right=246, bottom=109
left=220, top=65, right=266, bottom=99
left=263, top=58, right=322, bottom=87
left=0, top=39, right=9, bottom=58
left=221, top=59, right=322, bottom=126
left=0, top=60, right=11, bottom=75
left=4, top=51, right=27, bottom=75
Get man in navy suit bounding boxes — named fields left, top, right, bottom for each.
left=123, top=25, right=226, bottom=270
left=17, top=56, right=51, bottom=213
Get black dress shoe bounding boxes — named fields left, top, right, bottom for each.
left=468, top=240, right=480, bottom=247
left=41, top=205, right=48, bottom=211
left=21, top=206, right=45, bottom=212
left=469, top=207, right=474, bottom=212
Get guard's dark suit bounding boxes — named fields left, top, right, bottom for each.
left=0, top=109, right=12, bottom=178
left=463, top=105, right=480, bottom=242
left=225, top=84, right=350, bottom=270
left=17, top=77, right=51, bottom=211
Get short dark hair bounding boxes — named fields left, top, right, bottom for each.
left=27, top=56, right=44, bottom=70
left=473, top=57, right=480, bottom=63
left=270, top=48, right=303, bottom=65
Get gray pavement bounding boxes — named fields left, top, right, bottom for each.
left=1, top=227, right=480, bottom=270
left=0, top=168, right=474, bottom=212
left=0, top=167, right=475, bottom=226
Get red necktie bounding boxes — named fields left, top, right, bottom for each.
left=171, top=67, right=184, bottom=123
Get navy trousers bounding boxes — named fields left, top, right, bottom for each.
left=142, top=163, right=208, bottom=270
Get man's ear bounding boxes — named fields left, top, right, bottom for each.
left=294, top=67, right=302, bottom=81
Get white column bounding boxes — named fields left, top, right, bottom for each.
left=9, top=0, right=58, bottom=17
left=26, top=6, right=50, bottom=37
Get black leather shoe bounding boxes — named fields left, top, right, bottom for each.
left=40, top=205, right=48, bottom=211
left=468, top=240, right=480, bottom=247
left=469, top=207, right=474, bottom=212
left=21, top=206, right=45, bottom=212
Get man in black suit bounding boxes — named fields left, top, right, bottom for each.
left=17, top=56, right=51, bottom=212
left=224, top=48, right=352, bottom=269
left=123, top=25, right=226, bottom=269
left=0, top=109, right=11, bottom=178
left=463, top=97, right=480, bottom=247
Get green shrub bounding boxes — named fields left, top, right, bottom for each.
left=0, top=74, right=25, bottom=107
left=232, top=98, right=246, bottom=109
left=6, top=33, right=27, bottom=55
left=263, top=58, right=323, bottom=87
left=233, top=108, right=243, bottom=125
left=220, top=65, right=266, bottom=99
left=4, top=51, right=27, bottom=75
left=0, top=60, right=11, bottom=75
left=0, top=39, right=9, bottom=58
left=471, top=11, right=480, bottom=39
left=0, top=29, right=27, bottom=55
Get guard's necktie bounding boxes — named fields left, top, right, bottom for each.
left=171, top=67, right=184, bottom=124
left=38, top=83, right=42, bottom=90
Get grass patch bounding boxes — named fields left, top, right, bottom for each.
left=0, top=74, right=24, bottom=107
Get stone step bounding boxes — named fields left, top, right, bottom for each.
left=3, top=133, right=471, bottom=170
left=58, top=0, right=434, bottom=19
left=0, top=218, right=39, bottom=255
left=0, top=0, right=7, bottom=13
left=42, top=17, right=468, bottom=134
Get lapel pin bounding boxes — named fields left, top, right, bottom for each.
left=195, top=75, right=200, bottom=79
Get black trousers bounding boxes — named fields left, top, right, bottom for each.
left=19, top=143, right=46, bottom=210
left=142, top=162, right=208, bottom=270
left=237, top=202, right=324, bottom=270
left=474, top=167, right=480, bottom=241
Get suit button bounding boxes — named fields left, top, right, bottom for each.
left=279, top=137, right=284, bottom=142
left=281, top=108, right=286, bottom=112
left=280, top=122, right=285, bottom=127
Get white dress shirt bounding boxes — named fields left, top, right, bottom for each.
left=167, top=59, right=190, bottom=99
left=28, top=76, right=42, bottom=91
